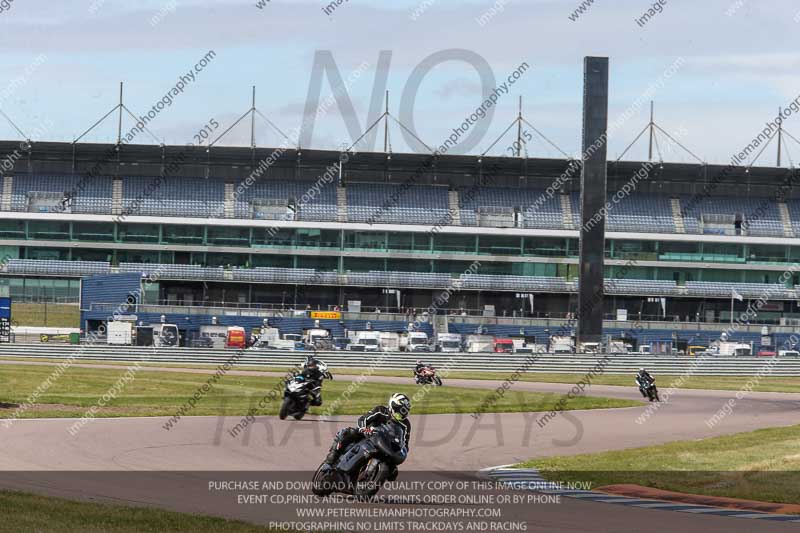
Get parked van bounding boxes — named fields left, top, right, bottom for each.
left=226, top=326, right=247, bottom=349
left=435, top=333, right=462, bottom=353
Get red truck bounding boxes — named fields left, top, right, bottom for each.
left=493, top=338, right=514, bottom=353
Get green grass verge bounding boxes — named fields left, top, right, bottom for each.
left=2, top=357, right=799, bottom=393
left=517, top=425, right=800, bottom=506
left=424, top=370, right=800, bottom=394
left=0, top=489, right=283, bottom=533
left=0, top=363, right=638, bottom=419
left=2, top=356, right=798, bottom=393
left=10, top=303, right=79, bottom=328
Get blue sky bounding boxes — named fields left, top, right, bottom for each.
left=0, top=0, right=798, bottom=164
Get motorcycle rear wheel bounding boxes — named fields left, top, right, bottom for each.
left=353, top=460, right=390, bottom=499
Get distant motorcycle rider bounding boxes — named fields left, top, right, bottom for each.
left=301, top=355, right=328, bottom=406
left=413, top=360, right=427, bottom=379
left=635, top=368, right=654, bottom=397
left=323, top=393, right=412, bottom=477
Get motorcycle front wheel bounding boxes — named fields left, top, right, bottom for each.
left=312, top=464, right=336, bottom=497
left=279, top=397, right=292, bottom=420
left=434, top=377, right=443, bottom=386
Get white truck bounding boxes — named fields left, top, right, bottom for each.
left=379, top=332, right=401, bottom=352
left=107, top=321, right=134, bottom=345
left=199, top=325, right=230, bottom=349
left=349, top=331, right=380, bottom=352
left=403, top=331, right=431, bottom=352
left=707, top=341, right=752, bottom=357
left=579, top=342, right=601, bottom=353
left=250, top=327, right=297, bottom=350
left=435, top=333, right=462, bottom=353
left=304, top=328, right=332, bottom=350
left=606, top=340, right=633, bottom=354
left=550, top=336, right=575, bottom=354
left=465, top=334, right=494, bottom=353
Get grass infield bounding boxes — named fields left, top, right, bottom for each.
left=2, top=357, right=799, bottom=393
left=0, top=363, right=638, bottom=419
left=0, top=490, right=281, bottom=533
left=517, top=424, right=800, bottom=506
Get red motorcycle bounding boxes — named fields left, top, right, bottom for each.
left=415, top=366, right=443, bottom=386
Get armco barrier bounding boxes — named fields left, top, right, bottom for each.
left=1, top=344, right=800, bottom=376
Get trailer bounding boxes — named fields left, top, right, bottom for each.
left=107, top=321, right=134, bottom=345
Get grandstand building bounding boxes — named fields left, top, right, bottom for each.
left=2, top=139, right=800, bottom=343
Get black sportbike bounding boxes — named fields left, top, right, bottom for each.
left=312, top=423, right=408, bottom=498
left=279, top=375, right=315, bottom=420
left=639, top=378, right=660, bottom=402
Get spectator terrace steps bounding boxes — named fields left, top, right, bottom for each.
left=670, top=197, right=685, bottom=233
left=560, top=193, right=575, bottom=229
left=224, top=182, right=235, bottom=218
left=778, top=201, right=794, bottom=237
left=336, top=185, right=347, bottom=222
left=448, top=189, right=461, bottom=225
left=1, top=175, right=12, bottom=211
left=111, top=178, right=123, bottom=215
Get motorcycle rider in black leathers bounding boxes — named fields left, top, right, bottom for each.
left=324, top=393, right=411, bottom=479
left=413, top=360, right=427, bottom=382
left=301, top=355, right=327, bottom=406
left=635, top=368, right=654, bottom=397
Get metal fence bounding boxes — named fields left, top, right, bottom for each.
left=1, top=344, right=799, bottom=376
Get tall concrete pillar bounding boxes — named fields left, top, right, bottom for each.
left=577, top=57, right=609, bottom=346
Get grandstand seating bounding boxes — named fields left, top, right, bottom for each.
left=684, top=281, right=794, bottom=299
left=6, top=258, right=110, bottom=276
left=119, top=262, right=225, bottom=280
left=603, top=278, right=680, bottom=295
left=459, top=187, right=563, bottom=229
left=461, top=274, right=571, bottom=292
left=122, top=176, right=224, bottom=218
left=4, top=258, right=798, bottom=300
left=4, top=174, right=796, bottom=238
left=346, top=271, right=452, bottom=288
left=346, top=183, right=449, bottom=224
left=234, top=179, right=337, bottom=221
left=678, top=195, right=783, bottom=236
left=11, top=175, right=112, bottom=215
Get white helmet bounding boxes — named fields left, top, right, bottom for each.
left=388, top=393, right=411, bottom=421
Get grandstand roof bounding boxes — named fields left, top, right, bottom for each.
left=0, top=139, right=796, bottom=193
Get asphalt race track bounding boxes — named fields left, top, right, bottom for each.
left=1, top=371, right=799, bottom=532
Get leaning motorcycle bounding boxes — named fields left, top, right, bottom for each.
left=279, top=375, right=313, bottom=420
left=415, top=365, right=442, bottom=386
left=640, top=379, right=660, bottom=402
left=312, top=423, right=407, bottom=498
